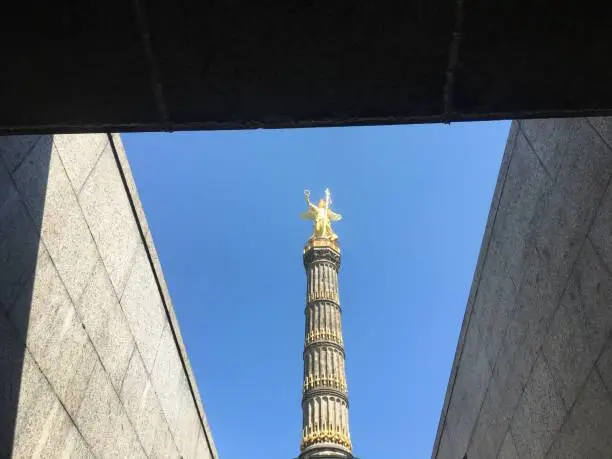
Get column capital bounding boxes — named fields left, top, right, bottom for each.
left=303, top=245, right=341, bottom=268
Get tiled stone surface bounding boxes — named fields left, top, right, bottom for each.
left=76, top=362, right=146, bottom=459
left=0, top=161, right=41, bottom=310
left=79, top=143, right=140, bottom=296
left=195, top=428, right=213, bottom=459
left=11, top=351, right=93, bottom=458
left=120, top=243, right=166, bottom=373
left=109, top=133, right=149, bottom=238
left=520, top=118, right=589, bottom=180
left=111, top=135, right=216, bottom=451
left=9, top=246, right=97, bottom=418
left=546, top=370, right=612, bottom=458
left=590, top=179, right=612, bottom=273
left=435, top=117, right=612, bottom=459
left=597, top=338, right=612, bottom=396
left=511, top=353, right=567, bottom=458
left=151, top=323, right=184, bottom=430
left=77, top=259, right=135, bottom=389
left=435, top=424, right=456, bottom=459
left=54, top=134, right=108, bottom=192
left=151, top=418, right=180, bottom=459
left=498, top=431, right=519, bottom=459
left=443, top=325, right=491, bottom=455
left=120, top=349, right=169, bottom=456
left=543, top=239, right=612, bottom=410
left=174, top=375, right=202, bottom=457
left=0, top=132, right=215, bottom=459
left=472, top=252, right=518, bottom=370
left=0, top=134, right=47, bottom=173
left=490, top=130, right=552, bottom=286
left=13, top=147, right=98, bottom=302
left=0, top=309, right=28, bottom=456
left=515, top=120, right=612, bottom=343
left=470, top=372, right=511, bottom=459
left=588, top=117, right=612, bottom=148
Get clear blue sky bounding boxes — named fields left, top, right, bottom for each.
left=123, top=121, right=510, bottom=459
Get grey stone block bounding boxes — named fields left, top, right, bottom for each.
left=0, top=308, right=27, bottom=456
left=0, top=151, right=16, bottom=205
left=487, top=299, right=534, bottom=416
left=9, top=246, right=97, bottom=418
left=195, top=428, right=213, bottom=459
left=439, top=396, right=461, bottom=459
left=27, top=403, right=92, bottom=458
left=470, top=372, right=511, bottom=459
left=505, top=296, right=549, bottom=393
left=520, top=118, right=590, bottom=180
left=596, top=338, right=612, bottom=396
left=13, top=147, right=98, bottom=302
left=498, top=431, right=519, bottom=459
left=472, top=261, right=518, bottom=371
left=79, top=143, right=140, bottom=297
left=120, top=348, right=169, bottom=456
left=0, top=163, right=41, bottom=310
left=76, top=361, right=146, bottom=459
left=515, top=118, right=612, bottom=343
left=434, top=426, right=457, bottom=459
left=120, top=243, right=166, bottom=373
left=589, top=181, right=612, bottom=275
left=151, top=418, right=180, bottom=459
left=59, top=423, right=95, bottom=458
left=174, top=378, right=202, bottom=458
left=443, top=324, right=491, bottom=455
left=468, top=121, right=519, bottom=306
left=587, top=117, right=612, bottom=149
left=151, top=322, right=186, bottom=435
left=54, top=134, right=108, bottom=192
left=0, top=134, right=47, bottom=173
left=76, top=259, right=135, bottom=389
left=490, top=130, right=552, bottom=285
left=10, top=351, right=54, bottom=457
left=543, top=239, right=612, bottom=409
left=511, top=352, right=567, bottom=459
left=546, top=369, right=612, bottom=458
left=109, top=133, right=149, bottom=238
left=11, top=350, right=93, bottom=458
left=465, top=442, right=481, bottom=459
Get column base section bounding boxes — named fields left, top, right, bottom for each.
left=299, top=443, right=353, bottom=459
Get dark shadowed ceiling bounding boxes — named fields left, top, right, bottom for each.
left=2, top=0, right=612, bottom=133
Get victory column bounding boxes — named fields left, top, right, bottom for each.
left=298, top=189, right=354, bottom=459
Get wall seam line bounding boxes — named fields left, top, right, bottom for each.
left=519, top=127, right=554, bottom=181
left=47, top=144, right=149, bottom=457
left=106, top=133, right=216, bottom=458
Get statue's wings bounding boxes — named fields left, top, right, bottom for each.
left=328, top=210, right=343, bottom=221
left=300, top=209, right=317, bottom=220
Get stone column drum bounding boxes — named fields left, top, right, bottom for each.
left=300, top=238, right=353, bottom=459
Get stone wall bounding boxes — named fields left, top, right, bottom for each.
left=432, top=117, right=612, bottom=458
left=0, top=133, right=217, bottom=458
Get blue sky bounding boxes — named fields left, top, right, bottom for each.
left=123, top=121, right=510, bottom=459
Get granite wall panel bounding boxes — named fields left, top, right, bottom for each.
left=0, top=133, right=217, bottom=458
left=433, top=117, right=612, bottom=459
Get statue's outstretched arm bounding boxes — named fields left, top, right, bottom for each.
left=304, top=190, right=317, bottom=211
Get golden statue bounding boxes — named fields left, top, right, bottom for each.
left=300, top=188, right=342, bottom=241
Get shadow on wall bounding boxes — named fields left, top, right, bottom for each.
left=0, top=135, right=52, bottom=456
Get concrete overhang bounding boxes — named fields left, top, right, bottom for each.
left=3, top=1, right=612, bottom=134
